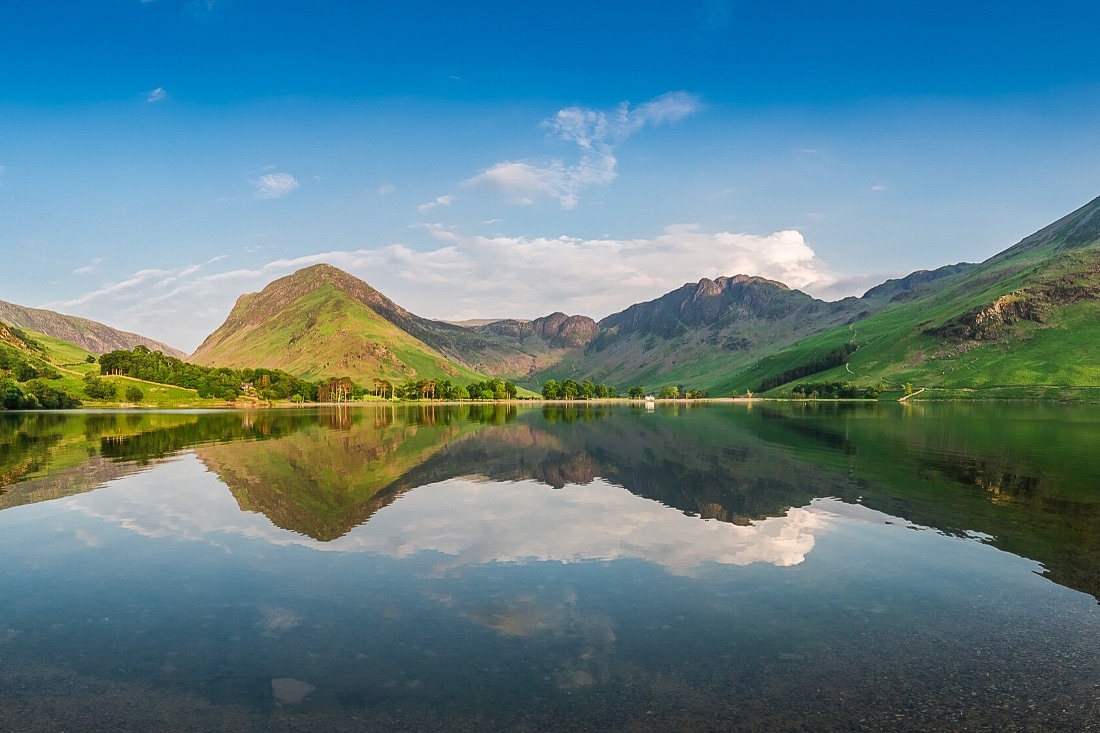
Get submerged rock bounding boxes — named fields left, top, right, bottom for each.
left=271, top=677, right=316, bottom=704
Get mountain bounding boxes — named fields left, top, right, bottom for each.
left=0, top=299, right=184, bottom=358
left=736, top=193, right=1100, bottom=397
left=190, top=263, right=599, bottom=384
left=525, top=270, right=965, bottom=391
left=190, top=264, right=490, bottom=384
left=188, top=194, right=1100, bottom=397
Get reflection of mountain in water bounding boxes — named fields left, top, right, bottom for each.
left=4, top=403, right=1100, bottom=603
left=747, top=402, right=1100, bottom=603
left=195, top=406, right=487, bottom=540
left=192, top=404, right=836, bottom=541
left=392, top=405, right=845, bottom=527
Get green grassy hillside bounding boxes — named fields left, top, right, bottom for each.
left=191, top=266, right=490, bottom=386
left=733, top=194, right=1100, bottom=398
left=0, top=299, right=185, bottom=357
left=1, top=322, right=227, bottom=408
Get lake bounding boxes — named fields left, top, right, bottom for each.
left=1, top=402, right=1099, bottom=731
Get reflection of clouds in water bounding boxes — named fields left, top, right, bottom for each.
left=62, top=453, right=835, bottom=576
left=354, top=477, right=829, bottom=576
left=259, top=607, right=302, bottom=635
left=75, top=529, right=103, bottom=548
left=429, top=588, right=616, bottom=688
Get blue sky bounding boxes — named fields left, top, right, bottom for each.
left=2, top=0, right=1099, bottom=352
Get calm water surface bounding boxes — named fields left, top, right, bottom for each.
left=1, top=403, right=1099, bottom=732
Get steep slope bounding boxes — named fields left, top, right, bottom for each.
left=0, top=300, right=185, bottom=358
left=190, top=264, right=491, bottom=385
left=192, top=263, right=598, bottom=384
left=530, top=275, right=876, bottom=391
left=737, top=193, right=1100, bottom=396
left=464, top=312, right=598, bottom=377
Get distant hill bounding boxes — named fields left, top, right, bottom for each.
left=0, top=299, right=185, bottom=358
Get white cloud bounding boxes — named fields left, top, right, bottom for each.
left=41, top=221, right=847, bottom=353
left=871, top=185, right=887, bottom=191
left=466, top=91, right=701, bottom=209
left=416, top=194, right=454, bottom=213
left=378, top=183, right=395, bottom=196
left=146, top=87, right=167, bottom=103
left=251, top=172, right=299, bottom=199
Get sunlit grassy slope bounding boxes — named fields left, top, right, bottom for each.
left=8, top=325, right=222, bottom=407
left=192, top=266, right=492, bottom=387
left=727, top=195, right=1100, bottom=397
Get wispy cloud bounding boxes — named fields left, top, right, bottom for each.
left=871, top=185, right=887, bottom=191
left=73, top=257, right=105, bottom=275
left=378, top=183, right=395, bottom=196
left=466, top=91, right=702, bottom=209
left=46, top=218, right=846, bottom=353
left=251, top=172, right=299, bottom=199
left=146, top=87, right=167, bottom=103
left=416, top=194, right=454, bottom=213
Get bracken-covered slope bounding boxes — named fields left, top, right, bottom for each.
left=0, top=300, right=185, bottom=358
left=736, top=193, right=1100, bottom=397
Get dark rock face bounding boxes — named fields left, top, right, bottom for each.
left=532, top=313, right=598, bottom=347
left=598, top=275, right=813, bottom=337
left=474, top=313, right=598, bottom=348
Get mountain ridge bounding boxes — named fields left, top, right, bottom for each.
left=0, top=299, right=185, bottom=358
left=19, top=193, right=1094, bottom=398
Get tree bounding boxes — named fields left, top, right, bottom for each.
left=542, top=379, right=560, bottom=400
left=83, top=374, right=118, bottom=400
left=904, top=382, right=914, bottom=396
left=627, top=386, right=645, bottom=400
left=125, top=385, right=144, bottom=402
left=560, top=379, right=580, bottom=400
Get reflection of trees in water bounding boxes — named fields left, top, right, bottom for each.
left=5, top=404, right=1100, bottom=604
left=752, top=402, right=1100, bottom=604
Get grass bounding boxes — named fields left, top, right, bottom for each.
left=195, top=284, right=492, bottom=386
left=729, top=241, right=1100, bottom=399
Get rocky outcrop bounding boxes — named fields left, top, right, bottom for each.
left=532, top=313, right=598, bottom=347
left=598, top=275, right=821, bottom=339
